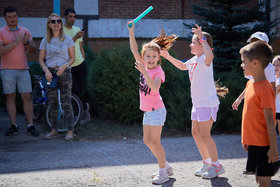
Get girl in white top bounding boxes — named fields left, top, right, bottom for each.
left=161, top=24, right=227, bottom=179
left=272, top=56, right=280, bottom=135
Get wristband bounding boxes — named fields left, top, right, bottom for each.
left=42, top=66, right=48, bottom=72
left=199, top=36, right=207, bottom=43
left=66, top=63, right=71, bottom=68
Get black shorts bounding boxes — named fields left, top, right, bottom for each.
left=246, top=146, right=274, bottom=176
left=276, top=113, right=280, bottom=120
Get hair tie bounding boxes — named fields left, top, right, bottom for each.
left=211, top=48, right=214, bottom=51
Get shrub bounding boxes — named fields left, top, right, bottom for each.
left=87, top=44, right=141, bottom=123
left=214, top=68, right=246, bottom=132
left=87, top=45, right=192, bottom=129
left=160, top=57, right=192, bottom=131
left=86, top=45, right=247, bottom=132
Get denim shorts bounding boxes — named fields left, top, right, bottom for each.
left=143, top=107, right=166, bottom=126
left=191, top=105, right=219, bottom=122
left=0, top=69, right=32, bottom=94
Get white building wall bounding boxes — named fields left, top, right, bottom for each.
left=74, top=0, right=98, bottom=15
left=0, top=18, right=193, bottom=38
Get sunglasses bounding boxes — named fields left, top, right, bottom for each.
left=50, top=19, right=62, bottom=24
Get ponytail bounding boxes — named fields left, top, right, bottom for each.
left=141, top=29, right=178, bottom=61
left=152, top=29, right=178, bottom=51
left=215, top=81, right=229, bottom=98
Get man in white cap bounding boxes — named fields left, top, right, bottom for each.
left=247, top=31, right=269, bottom=43
left=232, top=31, right=275, bottom=111
left=232, top=31, right=276, bottom=175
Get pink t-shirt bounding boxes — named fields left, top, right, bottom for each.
left=0, top=25, right=32, bottom=69
left=139, top=66, right=165, bottom=111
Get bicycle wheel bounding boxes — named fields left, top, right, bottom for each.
left=45, top=93, right=83, bottom=132
left=32, top=83, right=44, bottom=121
left=71, top=93, right=83, bottom=128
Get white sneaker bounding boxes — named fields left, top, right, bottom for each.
left=151, top=167, right=174, bottom=178
left=202, top=164, right=225, bottom=179
left=152, top=171, right=169, bottom=185
left=195, top=161, right=209, bottom=177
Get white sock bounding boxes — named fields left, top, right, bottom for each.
left=211, top=160, right=220, bottom=167
left=159, top=168, right=167, bottom=175
left=28, top=124, right=34, bottom=128
left=204, top=158, right=211, bottom=165
left=165, top=161, right=170, bottom=169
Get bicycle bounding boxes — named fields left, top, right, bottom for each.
left=32, top=75, right=83, bottom=132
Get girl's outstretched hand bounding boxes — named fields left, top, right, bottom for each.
left=160, top=50, right=170, bottom=59
left=192, top=24, right=203, bottom=39
left=135, top=61, right=146, bottom=74
left=127, top=21, right=134, bottom=30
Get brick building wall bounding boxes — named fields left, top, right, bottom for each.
left=0, top=0, right=74, bottom=17
left=98, top=0, right=204, bottom=19
left=0, top=0, right=258, bottom=19
left=0, top=0, right=261, bottom=60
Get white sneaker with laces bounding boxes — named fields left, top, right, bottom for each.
left=152, top=171, right=169, bottom=185
left=151, top=167, right=174, bottom=178
left=202, top=164, right=225, bottom=179
left=195, top=161, right=210, bottom=177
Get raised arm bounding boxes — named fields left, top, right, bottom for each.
left=73, top=30, right=84, bottom=43
left=135, top=61, right=161, bottom=92
left=127, top=21, right=144, bottom=64
left=23, top=33, right=36, bottom=54
left=160, top=50, right=188, bottom=71
left=0, top=33, right=23, bottom=55
left=192, top=24, right=214, bottom=66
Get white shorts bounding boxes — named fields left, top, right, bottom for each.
left=142, top=107, right=166, bottom=126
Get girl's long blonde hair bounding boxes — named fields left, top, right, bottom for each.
left=141, top=29, right=178, bottom=63
left=215, top=82, right=229, bottom=98
left=46, top=13, right=65, bottom=43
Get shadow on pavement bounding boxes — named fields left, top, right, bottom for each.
left=161, top=178, right=176, bottom=187
left=211, top=177, right=232, bottom=187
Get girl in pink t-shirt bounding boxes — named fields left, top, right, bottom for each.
left=127, top=21, right=177, bottom=185
left=161, top=24, right=228, bottom=179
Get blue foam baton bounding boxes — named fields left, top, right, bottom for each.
left=128, top=6, right=153, bottom=28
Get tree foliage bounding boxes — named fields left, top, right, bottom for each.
left=184, top=0, right=272, bottom=71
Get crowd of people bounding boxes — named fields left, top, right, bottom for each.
left=0, top=7, right=90, bottom=140
left=0, top=5, right=280, bottom=186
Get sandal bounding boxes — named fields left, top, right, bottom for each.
left=45, top=131, right=59, bottom=140
left=65, top=134, right=74, bottom=141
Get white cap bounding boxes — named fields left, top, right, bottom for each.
left=247, top=32, right=269, bottom=43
